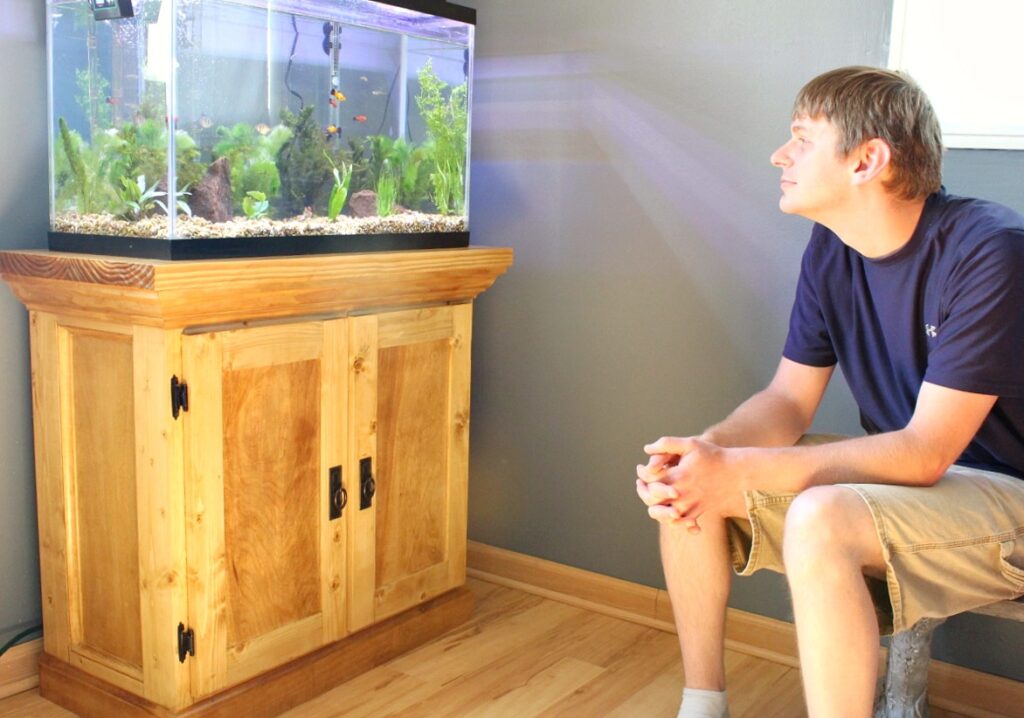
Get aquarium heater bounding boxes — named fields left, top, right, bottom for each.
left=90, top=0, right=134, bottom=21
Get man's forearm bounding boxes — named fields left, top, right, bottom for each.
left=700, top=388, right=812, bottom=449
left=733, top=428, right=948, bottom=493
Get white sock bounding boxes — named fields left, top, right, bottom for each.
left=677, top=687, right=730, bottom=718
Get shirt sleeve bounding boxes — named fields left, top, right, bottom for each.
left=924, top=230, right=1024, bottom=396
left=783, top=232, right=838, bottom=368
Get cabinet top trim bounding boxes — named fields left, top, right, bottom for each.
left=0, top=248, right=513, bottom=328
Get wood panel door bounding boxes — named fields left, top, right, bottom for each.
left=182, top=320, right=349, bottom=698
left=33, top=315, right=190, bottom=709
left=348, top=304, right=472, bottom=630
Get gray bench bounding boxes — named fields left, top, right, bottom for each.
left=971, top=595, right=1024, bottom=622
left=875, top=597, right=1023, bottom=717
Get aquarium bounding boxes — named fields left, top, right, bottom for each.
left=46, top=0, right=475, bottom=259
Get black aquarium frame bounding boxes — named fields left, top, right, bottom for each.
left=376, top=0, right=476, bottom=25
left=48, top=231, right=470, bottom=260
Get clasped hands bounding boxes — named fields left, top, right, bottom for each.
left=635, top=436, right=736, bottom=535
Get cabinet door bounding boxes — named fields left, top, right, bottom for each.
left=32, top=316, right=189, bottom=709
left=182, top=320, right=348, bottom=698
left=348, top=304, right=472, bottom=630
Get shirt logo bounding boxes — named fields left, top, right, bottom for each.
left=924, top=323, right=937, bottom=338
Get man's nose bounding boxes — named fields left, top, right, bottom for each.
left=770, top=144, right=791, bottom=168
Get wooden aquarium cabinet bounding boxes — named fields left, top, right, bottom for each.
left=0, top=247, right=512, bottom=717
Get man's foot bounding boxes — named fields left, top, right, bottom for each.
left=678, top=687, right=730, bottom=718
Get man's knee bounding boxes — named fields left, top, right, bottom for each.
left=782, top=486, right=882, bottom=574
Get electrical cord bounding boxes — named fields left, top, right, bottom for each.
left=284, top=14, right=305, bottom=109
left=0, top=624, right=43, bottom=660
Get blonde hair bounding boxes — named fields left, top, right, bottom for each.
left=794, top=66, right=943, bottom=200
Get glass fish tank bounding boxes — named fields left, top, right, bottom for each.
left=46, top=0, right=474, bottom=259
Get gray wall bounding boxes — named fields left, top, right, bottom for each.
left=0, top=0, right=48, bottom=650
left=1, top=0, right=1020, bottom=685
left=462, top=0, right=1024, bottom=681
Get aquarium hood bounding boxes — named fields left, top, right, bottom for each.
left=219, top=0, right=474, bottom=42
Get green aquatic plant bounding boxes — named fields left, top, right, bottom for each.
left=174, top=130, right=205, bottom=191
left=375, top=160, right=397, bottom=217
left=349, top=135, right=432, bottom=211
left=159, top=184, right=193, bottom=218
left=59, top=118, right=90, bottom=211
left=415, top=59, right=468, bottom=214
left=212, top=122, right=291, bottom=208
left=116, top=175, right=192, bottom=220
left=213, top=123, right=259, bottom=169
left=429, top=160, right=464, bottom=216
left=346, top=136, right=373, bottom=194
left=75, top=68, right=112, bottom=129
left=117, top=121, right=166, bottom=190
left=324, top=152, right=352, bottom=221
left=239, top=161, right=281, bottom=202
left=277, top=107, right=333, bottom=215
left=56, top=118, right=126, bottom=214
left=242, top=191, right=270, bottom=219
left=395, top=141, right=433, bottom=210
left=117, top=175, right=165, bottom=220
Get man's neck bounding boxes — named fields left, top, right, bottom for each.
left=823, top=194, right=928, bottom=259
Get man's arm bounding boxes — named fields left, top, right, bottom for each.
left=644, top=381, right=997, bottom=524
left=639, top=357, right=833, bottom=480
left=730, top=380, right=997, bottom=490
left=700, top=357, right=834, bottom=448
left=636, top=357, right=832, bottom=525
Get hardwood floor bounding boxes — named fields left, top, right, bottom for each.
left=0, top=578, right=971, bottom=718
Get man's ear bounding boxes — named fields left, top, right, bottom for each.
left=851, top=138, right=892, bottom=186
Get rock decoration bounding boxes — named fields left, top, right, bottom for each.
left=190, top=157, right=234, bottom=223
left=348, top=190, right=379, bottom=218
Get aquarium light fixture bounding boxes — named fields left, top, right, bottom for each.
left=91, top=0, right=134, bottom=21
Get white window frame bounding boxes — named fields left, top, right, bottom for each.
left=888, top=0, right=1024, bottom=150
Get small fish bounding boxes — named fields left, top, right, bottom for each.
left=359, top=75, right=369, bottom=82
left=105, top=96, right=121, bottom=105
left=198, top=114, right=213, bottom=129
left=329, top=87, right=346, bottom=102
left=329, top=98, right=337, bottom=108
left=371, top=89, right=385, bottom=96
left=255, top=122, right=270, bottom=135
left=353, top=114, right=367, bottom=123
left=325, top=124, right=341, bottom=139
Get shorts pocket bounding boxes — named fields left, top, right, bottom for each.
left=999, top=539, right=1024, bottom=590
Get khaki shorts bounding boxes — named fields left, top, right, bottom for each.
left=726, top=464, right=1024, bottom=635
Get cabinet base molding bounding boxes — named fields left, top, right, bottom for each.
left=38, top=586, right=474, bottom=718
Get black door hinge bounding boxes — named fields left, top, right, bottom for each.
left=171, top=376, right=189, bottom=419
left=177, top=623, right=195, bottom=663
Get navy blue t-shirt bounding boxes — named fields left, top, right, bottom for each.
left=783, top=189, right=1024, bottom=478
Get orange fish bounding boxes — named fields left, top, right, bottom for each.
left=353, top=114, right=367, bottom=123
left=329, top=87, right=346, bottom=102
left=325, top=124, right=341, bottom=140
left=105, top=96, right=121, bottom=105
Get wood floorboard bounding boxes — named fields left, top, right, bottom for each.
left=0, top=577, right=974, bottom=718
